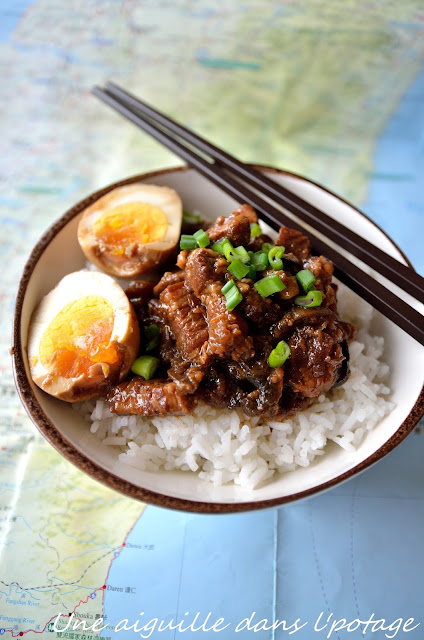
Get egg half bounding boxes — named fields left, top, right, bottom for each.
left=27, top=271, right=140, bottom=402
left=77, top=183, right=182, bottom=278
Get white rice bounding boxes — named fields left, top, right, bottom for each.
left=74, top=285, right=394, bottom=489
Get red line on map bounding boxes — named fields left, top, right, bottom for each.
left=98, top=511, right=144, bottom=622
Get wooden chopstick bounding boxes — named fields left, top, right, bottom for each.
left=105, top=81, right=424, bottom=306
left=92, top=85, right=424, bottom=346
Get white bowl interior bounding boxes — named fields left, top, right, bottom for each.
left=19, top=169, right=424, bottom=505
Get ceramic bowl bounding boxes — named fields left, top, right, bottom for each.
left=12, top=166, right=424, bottom=513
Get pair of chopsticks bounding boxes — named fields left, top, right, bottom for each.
left=93, top=82, right=424, bottom=346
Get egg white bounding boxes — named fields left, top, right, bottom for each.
left=27, top=270, right=140, bottom=402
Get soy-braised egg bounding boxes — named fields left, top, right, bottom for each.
left=27, top=271, right=140, bottom=402
left=77, top=183, right=182, bottom=277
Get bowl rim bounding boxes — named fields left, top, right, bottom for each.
left=12, top=165, right=424, bottom=513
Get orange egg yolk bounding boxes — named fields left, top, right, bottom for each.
left=39, top=296, right=119, bottom=378
left=93, top=202, right=168, bottom=254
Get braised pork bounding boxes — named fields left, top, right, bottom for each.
left=107, top=206, right=356, bottom=419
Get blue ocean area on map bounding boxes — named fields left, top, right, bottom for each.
left=363, top=64, right=424, bottom=275
left=101, top=64, right=424, bottom=639
left=0, top=0, right=35, bottom=42
left=102, top=433, right=424, bottom=639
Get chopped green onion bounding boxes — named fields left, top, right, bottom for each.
left=144, top=323, right=160, bottom=352
left=211, top=238, right=228, bottom=254
left=251, top=250, right=268, bottom=271
left=250, top=223, right=262, bottom=238
left=193, top=229, right=210, bottom=248
left=268, top=245, right=285, bottom=270
left=221, top=279, right=243, bottom=311
left=183, top=210, right=202, bottom=224
left=294, top=289, right=323, bottom=307
left=296, top=269, right=316, bottom=292
left=215, top=239, right=234, bottom=260
left=268, top=340, right=291, bottom=367
left=221, top=279, right=235, bottom=295
left=228, top=258, right=249, bottom=280
left=262, top=242, right=274, bottom=253
left=226, top=288, right=243, bottom=311
left=224, top=243, right=239, bottom=262
left=180, top=234, right=198, bottom=250
left=246, top=264, right=257, bottom=280
left=254, top=274, right=285, bottom=297
left=131, top=355, right=160, bottom=380
left=222, top=239, right=234, bottom=256
left=233, top=246, right=250, bottom=263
